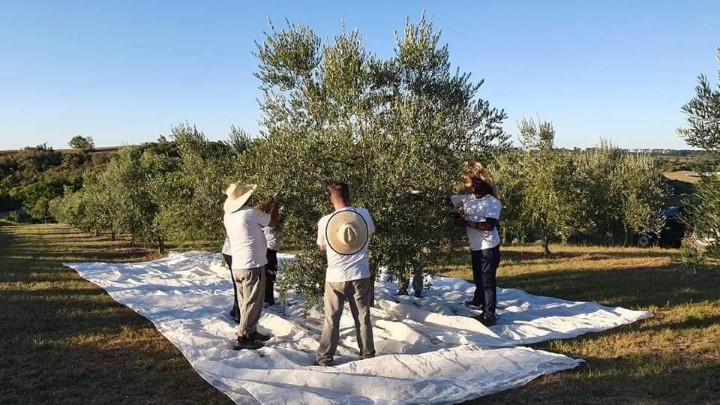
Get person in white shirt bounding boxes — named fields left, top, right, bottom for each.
left=315, top=181, right=376, bottom=366
left=222, top=235, right=239, bottom=323
left=223, top=183, right=279, bottom=350
left=451, top=170, right=502, bottom=326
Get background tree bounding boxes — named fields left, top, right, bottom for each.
left=152, top=124, right=236, bottom=246
left=573, top=141, right=667, bottom=246
left=490, top=151, right=528, bottom=243
left=614, top=152, right=668, bottom=246
left=68, top=135, right=95, bottom=151
left=516, top=119, right=582, bottom=255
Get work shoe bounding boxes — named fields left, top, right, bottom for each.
left=413, top=291, right=422, bottom=298
left=474, top=314, right=496, bottom=327
left=313, top=358, right=333, bottom=366
left=464, top=300, right=484, bottom=309
left=248, top=331, right=271, bottom=342
left=232, top=336, right=263, bottom=350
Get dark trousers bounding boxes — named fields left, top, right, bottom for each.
left=265, top=249, right=277, bottom=305
left=223, top=254, right=240, bottom=319
left=470, top=244, right=500, bottom=318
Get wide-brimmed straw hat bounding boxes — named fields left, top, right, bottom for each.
left=326, top=210, right=369, bottom=255
left=223, top=183, right=257, bottom=213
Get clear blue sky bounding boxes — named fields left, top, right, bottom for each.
left=2, top=0, right=719, bottom=150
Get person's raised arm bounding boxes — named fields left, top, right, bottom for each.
left=268, top=201, right=280, bottom=227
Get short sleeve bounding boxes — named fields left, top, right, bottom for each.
left=450, top=195, right=465, bottom=208
left=254, top=208, right=271, bottom=227
left=483, top=197, right=502, bottom=220
left=317, top=217, right=326, bottom=247
left=363, top=209, right=375, bottom=235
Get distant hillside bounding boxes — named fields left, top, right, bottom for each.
left=0, top=146, right=121, bottom=155
left=0, top=145, right=121, bottom=217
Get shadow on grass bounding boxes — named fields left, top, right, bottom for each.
left=0, top=224, right=232, bottom=404
left=636, top=314, right=720, bottom=333
left=475, top=351, right=720, bottom=404
left=500, top=249, right=676, bottom=262
left=499, top=264, right=720, bottom=309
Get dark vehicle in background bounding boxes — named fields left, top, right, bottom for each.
left=636, top=207, right=686, bottom=248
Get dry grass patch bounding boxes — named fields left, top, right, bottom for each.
left=0, top=223, right=231, bottom=404
left=663, top=170, right=702, bottom=184
left=443, top=244, right=720, bottom=404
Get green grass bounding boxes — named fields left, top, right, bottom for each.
left=2, top=224, right=720, bottom=403
left=0, top=223, right=231, bottom=404
left=451, top=244, right=720, bottom=404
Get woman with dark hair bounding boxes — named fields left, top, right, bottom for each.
left=451, top=164, right=502, bottom=326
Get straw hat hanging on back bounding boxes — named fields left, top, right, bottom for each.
left=325, top=210, right=369, bottom=255
left=223, top=183, right=257, bottom=214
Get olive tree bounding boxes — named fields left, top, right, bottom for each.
left=515, top=119, right=583, bottom=255
left=239, top=17, right=507, bottom=307
left=678, top=48, right=720, bottom=258
left=573, top=141, right=667, bottom=246
left=151, top=124, right=236, bottom=246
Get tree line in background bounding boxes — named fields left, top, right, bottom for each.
left=2, top=19, right=717, bottom=306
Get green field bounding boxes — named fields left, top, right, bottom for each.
left=2, top=224, right=719, bottom=403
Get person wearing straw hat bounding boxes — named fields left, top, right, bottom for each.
left=223, top=183, right=280, bottom=350
left=451, top=163, right=502, bottom=327
left=314, top=181, right=376, bottom=366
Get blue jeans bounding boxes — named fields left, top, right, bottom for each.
left=470, top=244, right=500, bottom=318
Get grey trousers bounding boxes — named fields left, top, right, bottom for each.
left=317, top=278, right=375, bottom=363
left=232, top=265, right=266, bottom=337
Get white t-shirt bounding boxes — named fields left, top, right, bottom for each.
left=223, top=207, right=271, bottom=270
left=317, top=207, right=375, bottom=282
left=264, top=226, right=282, bottom=251
left=452, top=194, right=501, bottom=250
left=221, top=235, right=231, bottom=255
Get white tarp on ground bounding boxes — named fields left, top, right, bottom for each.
left=65, top=251, right=651, bottom=404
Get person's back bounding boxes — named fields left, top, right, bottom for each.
left=224, top=207, right=268, bottom=270
left=317, top=206, right=374, bottom=282
left=222, top=183, right=279, bottom=351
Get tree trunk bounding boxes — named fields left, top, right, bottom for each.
left=541, top=228, right=551, bottom=257
left=95, top=229, right=100, bottom=237
left=157, top=236, right=165, bottom=254
left=623, top=229, right=631, bottom=247
left=111, top=230, right=116, bottom=241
